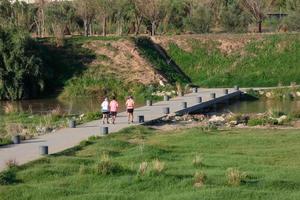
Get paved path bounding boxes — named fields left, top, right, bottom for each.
left=0, top=88, right=241, bottom=172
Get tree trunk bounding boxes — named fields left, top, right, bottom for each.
left=134, top=16, right=142, bottom=36
left=151, top=21, right=156, bottom=36
left=258, top=20, right=262, bottom=33
left=84, top=19, right=89, bottom=36
left=102, top=16, right=107, bottom=36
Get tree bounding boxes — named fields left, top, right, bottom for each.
left=184, top=0, right=212, bottom=33
left=239, top=0, right=266, bottom=33
left=0, top=28, right=45, bottom=100
left=221, top=1, right=251, bottom=32
left=95, top=0, right=114, bottom=36
left=73, top=0, right=96, bottom=36
left=135, top=0, right=167, bottom=36
left=45, top=1, right=75, bottom=46
left=283, top=0, right=300, bottom=31
left=34, top=0, right=47, bottom=37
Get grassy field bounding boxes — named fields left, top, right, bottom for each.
left=166, top=34, right=300, bottom=87
left=1, top=126, right=300, bottom=199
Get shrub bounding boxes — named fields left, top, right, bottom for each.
left=192, top=155, right=204, bottom=168
left=83, top=112, right=102, bottom=122
left=226, top=168, right=247, bottom=186
left=184, top=6, right=211, bottom=33
left=194, top=171, right=207, bottom=188
left=221, top=2, right=251, bottom=33
left=247, top=117, right=266, bottom=126
left=0, top=169, right=17, bottom=185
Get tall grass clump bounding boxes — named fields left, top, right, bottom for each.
left=226, top=168, right=247, bottom=186
left=95, top=153, right=122, bottom=175
left=194, top=171, right=207, bottom=188
left=151, top=159, right=166, bottom=175
left=193, top=154, right=204, bottom=167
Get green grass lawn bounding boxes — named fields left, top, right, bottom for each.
left=1, top=126, right=300, bottom=199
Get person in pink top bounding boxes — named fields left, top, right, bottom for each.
left=109, top=96, right=119, bottom=124
left=126, top=96, right=135, bottom=123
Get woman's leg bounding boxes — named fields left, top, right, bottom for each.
left=102, top=113, right=106, bottom=124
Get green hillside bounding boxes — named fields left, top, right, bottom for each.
left=164, top=33, right=300, bottom=87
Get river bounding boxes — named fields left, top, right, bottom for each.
left=1, top=97, right=300, bottom=115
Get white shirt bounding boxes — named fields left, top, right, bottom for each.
left=101, top=100, right=109, bottom=111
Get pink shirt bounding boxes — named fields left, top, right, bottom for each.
left=109, top=100, right=119, bottom=112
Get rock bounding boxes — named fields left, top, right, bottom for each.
left=277, top=115, right=288, bottom=124
left=229, top=120, right=238, bottom=126
left=266, top=92, right=273, bottom=98
left=209, top=115, right=225, bottom=123
left=259, top=91, right=265, bottom=95
left=296, top=92, right=300, bottom=97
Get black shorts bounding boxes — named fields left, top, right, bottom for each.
left=102, top=111, right=109, bottom=115
left=127, top=109, right=134, bottom=113
left=111, top=112, right=117, bottom=117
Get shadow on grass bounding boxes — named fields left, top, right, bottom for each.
left=35, top=37, right=96, bottom=97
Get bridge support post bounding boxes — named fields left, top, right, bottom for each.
left=69, top=119, right=76, bottom=128
left=101, top=127, right=109, bottom=136
left=181, top=102, right=187, bottom=109
left=12, top=135, right=21, bottom=144
left=210, top=93, right=216, bottom=99
left=164, top=95, right=170, bottom=101
left=138, top=115, right=145, bottom=123
left=39, top=146, right=48, bottom=155
left=163, top=107, right=170, bottom=114
left=146, top=100, right=152, bottom=106
left=197, top=97, right=202, bottom=103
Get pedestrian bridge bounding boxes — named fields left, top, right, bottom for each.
left=0, top=87, right=242, bottom=171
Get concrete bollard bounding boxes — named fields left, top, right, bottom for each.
left=146, top=100, right=152, bottom=106
left=163, top=107, right=170, bottom=114
left=68, top=119, right=76, bottom=128
left=164, top=95, right=170, bottom=101
left=100, top=127, right=109, bottom=136
left=210, top=93, right=216, bottom=99
left=138, top=115, right=145, bottom=123
left=234, top=85, right=240, bottom=91
left=181, top=102, right=187, bottom=109
left=39, top=146, right=48, bottom=155
left=12, top=135, right=21, bottom=144
left=197, top=97, right=202, bottom=103
left=192, top=87, right=198, bottom=93
left=223, top=89, right=229, bottom=95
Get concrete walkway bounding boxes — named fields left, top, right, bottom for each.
left=0, top=88, right=241, bottom=172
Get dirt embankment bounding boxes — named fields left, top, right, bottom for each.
left=83, top=39, right=166, bottom=85
left=152, top=34, right=265, bottom=55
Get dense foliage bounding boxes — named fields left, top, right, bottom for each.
left=0, top=28, right=46, bottom=100
left=0, top=0, right=299, bottom=38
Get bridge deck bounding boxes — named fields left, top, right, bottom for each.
left=0, top=88, right=242, bottom=171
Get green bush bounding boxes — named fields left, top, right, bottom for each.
left=0, top=28, right=46, bottom=100
left=0, top=169, right=17, bottom=185
left=184, top=6, right=211, bottom=33
left=221, top=2, right=251, bottom=33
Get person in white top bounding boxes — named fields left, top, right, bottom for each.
left=101, top=97, right=109, bottom=124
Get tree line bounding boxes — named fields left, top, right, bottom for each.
left=0, top=0, right=299, bottom=40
